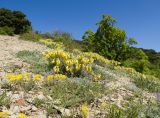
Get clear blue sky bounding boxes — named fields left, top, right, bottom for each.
left=0, top=0, right=160, bottom=51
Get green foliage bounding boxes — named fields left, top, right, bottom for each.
left=43, top=79, right=105, bottom=108
left=0, top=8, right=32, bottom=34
left=0, top=26, right=14, bottom=36
left=122, top=48, right=151, bottom=74
left=106, top=101, right=160, bottom=118
left=42, top=31, right=84, bottom=51
left=16, top=50, right=49, bottom=74
left=142, top=49, right=160, bottom=78
left=123, top=59, right=150, bottom=73
left=133, top=75, right=160, bottom=92
left=82, top=15, right=132, bottom=61
left=82, top=14, right=157, bottom=76
left=20, top=31, right=42, bottom=42
left=33, top=98, right=45, bottom=107
left=0, top=92, right=10, bottom=108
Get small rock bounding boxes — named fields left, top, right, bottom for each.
left=6, top=91, right=12, bottom=97
left=26, top=98, right=33, bottom=103
left=37, top=110, right=47, bottom=118
left=37, top=94, right=45, bottom=100
left=20, top=105, right=31, bottom=112
left=28, top=91, right=34, bottom=94
left=14, top=61, right=23, bottom=68
left=60, top=108, right=71, bottom=116
left=10, top=114, right=17, bottom=118
left=19, top=91, right=24, bottom=98
left=11, top=94, right=20, bottom=101
left=16, top=98, right=26, bottom=106
left=32, top=106, right=38, bottom=111
left=12, top=106, right=20, bottom=113
left=46, top=95, right=53, bottom=101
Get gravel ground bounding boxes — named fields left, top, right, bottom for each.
left=0, top=35, right=49, bottom=68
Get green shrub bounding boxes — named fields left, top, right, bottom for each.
left=33, top=98, right=45, bottom=107
left=105, top=101, right=160, bottom=118
left=0, top=26, right=14, bottom=36
left=20, top=32, right=42, bottom=42
left=16, top=50, right=49, bottom=74
left=0, top=8, right=31, bottom=34
left=0, top=92, right=11, bottom=108
left=133, top=75, right=160, bottom=92
left=43, top=79, right=105, bottom=108
left=42, top=31, right=84, bottom=51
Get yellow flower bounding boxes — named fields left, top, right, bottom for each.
left=53, top=66, right=60, bottom=73
left=100, top=102, right=107, bottom=108
left=18, top=113, right=30, bottom=118
left=33, top=74, right=41, bottom=81
left=86, top=66, right=92, bottom=72
left=56, top=59, right=61, bottom=65
left=53, top=74, right=67, bottom=80
left=75, top=64, right=81, bottom=71
left=46, top=75, right=54, bottom=80
left=52, top=59, right=56, bottom=64
left=0, top=111, right=9, bottom=117
left=6, top=73, right=23, bottom=81
left=66, top=66, right=71, bottom=72
left=81, top=104, right=89, bottom=118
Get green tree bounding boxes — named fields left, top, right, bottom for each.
left=122, top=48, right=150, bottom=73
left=0, top=8, right=31, bottom=34
left=82, top=15, right=135, bottom=61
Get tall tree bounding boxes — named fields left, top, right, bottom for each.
left=0, top=8, right=32, bottom=34
left=83, top=15, right=135, bottom=61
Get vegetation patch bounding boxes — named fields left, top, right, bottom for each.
left=43, top=79, right=105, bottom=108
left=16, top=50, right=49, bottom=74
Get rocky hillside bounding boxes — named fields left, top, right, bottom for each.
left=0, top=35, right=159, bottom=118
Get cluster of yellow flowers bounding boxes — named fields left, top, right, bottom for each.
left=43, top=50, right=93, bottom=76
left=0, top=112, right=32, bottom=118
left=18, top=113, right=31, bottom=118
left=46, top=74, right=67, bottom=80
left=5, top=73, right=42, bottom=82
left=4, top=73, right=68, bottom=83
left=81, top=104, right=89, bottom=118
left=0, top=111, right=9, bottom=117
left=39, top=39, right=64, bottom=49
left=82, top=52, right=120, bottom=66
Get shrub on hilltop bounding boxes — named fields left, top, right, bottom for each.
left=0, top=8, right=31, bottom=35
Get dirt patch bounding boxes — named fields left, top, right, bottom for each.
left=0, top=35, right=49, bottom=68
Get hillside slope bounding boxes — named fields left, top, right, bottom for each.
left=0, top=35, right=159, bottom=118
left=0, top=35, right=49, bottom=68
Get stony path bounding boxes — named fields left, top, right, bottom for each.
left=0, top=35, right=49, bottom=68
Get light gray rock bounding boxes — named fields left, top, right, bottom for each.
left=46, top=95, right=53, bottom=101
left=37, top=94, right=45, bottom=100
left=12, top=106, right=20, bottom=113
left=37, top=111, right=47, bottom=118
left=20, top=105, right=31, bottom=112
left=11, top=94, right=20, bottom=101
left=32, top=105, right=38, bottom=111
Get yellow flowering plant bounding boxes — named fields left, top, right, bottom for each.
left=39, top=39, right=64, bottom=49
left=4, top=73, right=43, bottom=91
left=0, top=111, right=9, bottom=118
left=81, top=104, right=89, bottom=118
left=43, top=50, right=93, bottom=77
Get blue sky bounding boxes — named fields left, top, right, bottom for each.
left=0, top=0, right=160, bottom=51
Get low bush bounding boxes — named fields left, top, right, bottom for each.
left=43, top=79, right=105, bottom=108
left=20, top=31, right=42, bottom=42
left=16, top=50, right=49, bottom=74
left=0, top=26, right=14, bottom=36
